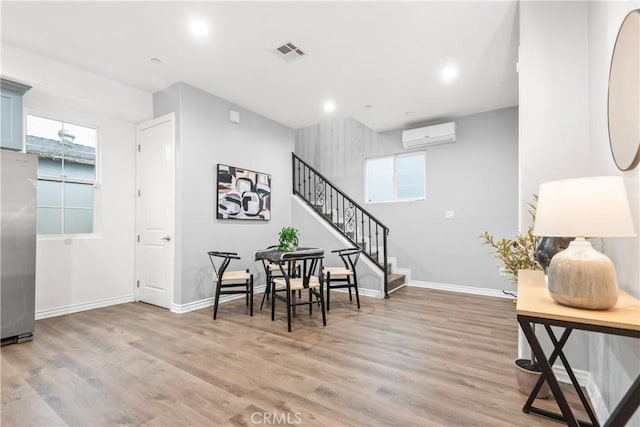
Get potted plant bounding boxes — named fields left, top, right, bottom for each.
left=480, top=197, right=550, bottom=399
left=277, top=226, right=299, bottom=252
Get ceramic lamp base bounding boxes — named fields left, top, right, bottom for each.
left=547, top=238, right=619, bottom=310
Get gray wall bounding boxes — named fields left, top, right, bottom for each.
left=587, top=1, right=640, bottom=422
left=519, top=0, right=591, bottom=373
left=520, top=1, right=640, bottom=422
left=154, top=82, right=294, bottom=305
left=295, top=107, right=519, bottom=291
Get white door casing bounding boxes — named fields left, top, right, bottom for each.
left=135, top=113, right=175, bottom=309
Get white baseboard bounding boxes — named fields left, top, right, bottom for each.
left=35, top=294, right=135, bottom=320
left=407, top=280, right=514, bottom=299
left=585, top=375, right=609, bottom=423
left=171, top=297, right=214, bottom=314
left=171, top=285, right=267, bottom=314
left=553, top=365, right=590, bottom=387
left=553, top=366, right=609, bottom=423
left=171, top=283, right=382, bottom=314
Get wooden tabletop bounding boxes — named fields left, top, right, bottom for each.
left=517, top=270, right=640, bottom=331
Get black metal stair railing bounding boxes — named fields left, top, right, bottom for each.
left=292, top=153, right=390, bottom=297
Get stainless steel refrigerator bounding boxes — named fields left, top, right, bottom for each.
left=1, top=151, right=36, bottom=345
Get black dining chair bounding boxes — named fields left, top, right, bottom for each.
left=207, top=251, right=253, bottom=319
left=323, top=247, right=362, bottom=311
left=271, top=253, right=326, bottom=332
left=258, top=246, right=302, bottom=311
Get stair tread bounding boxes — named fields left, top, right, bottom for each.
left=387, top=273, right=405, bottom=291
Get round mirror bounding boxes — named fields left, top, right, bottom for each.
left=608, top=9, right=640, bottom=171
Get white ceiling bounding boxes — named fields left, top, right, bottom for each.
left=1, top=1, right=519, bottom=132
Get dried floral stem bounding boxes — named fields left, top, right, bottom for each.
left=480, top=196, right=541, bottom=284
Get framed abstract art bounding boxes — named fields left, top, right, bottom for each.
left=217, top=164, right=271, bottom=220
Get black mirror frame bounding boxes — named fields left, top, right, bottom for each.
left=608, top=9, right=640, bottom=171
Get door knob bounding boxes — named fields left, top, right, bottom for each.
left=161, top=236, right=172, bottom=242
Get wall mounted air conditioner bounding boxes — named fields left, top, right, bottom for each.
left=401, top=121, right=456, bottom=149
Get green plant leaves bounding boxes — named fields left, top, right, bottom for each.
left=277, top=226, right=300, bottom=251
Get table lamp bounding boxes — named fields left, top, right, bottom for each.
left=533, top=176, right=636, bottom=310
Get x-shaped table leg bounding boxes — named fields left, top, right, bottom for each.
left=519, top=318, right=585, bottom=427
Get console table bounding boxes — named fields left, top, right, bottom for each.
left=517, top=270, right=640, bottom=427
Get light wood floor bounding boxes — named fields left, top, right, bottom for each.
left=2, top=288, right=590, bottom=426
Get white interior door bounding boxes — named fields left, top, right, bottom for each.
left=136, top=113, right=175, bottom=309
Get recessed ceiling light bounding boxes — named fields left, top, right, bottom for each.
left=150, top=57, right=162, bottom=64
left=365, top=104, right=373, bottom=109
left=441, top=65, right=458, bottom=82
left=189, top=18, right=209, bottom=39
left=323, top=101, right=336, bottom=113
left=406, top=111, right=416, bottom=116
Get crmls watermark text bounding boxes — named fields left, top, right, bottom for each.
left=250, top=411, right=302, bottom=425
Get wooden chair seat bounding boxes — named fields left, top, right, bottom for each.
left=270, top=253, right=326, bottom=332
left=260, top=260, right=300, bottom=311
left=268, top=262, right=298, bottom=273
left=325, top=247, right=362, bottom=311
left=207, top=251, right=253, bottom=319
left=273, top=276, right=320, bottom=291
left=323, top=267, right=353, bottom=277
left=221, top=270, right=252, bottom=281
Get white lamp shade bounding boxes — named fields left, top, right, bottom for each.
left=533, top=176, right=636, bottom=238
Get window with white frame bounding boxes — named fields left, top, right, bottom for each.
left=365, top=152, right=425, bottom=203
left=26, top=114, right=97, bottom=235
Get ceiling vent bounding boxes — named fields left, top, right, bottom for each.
left=276, top=42, right=305, bottom=60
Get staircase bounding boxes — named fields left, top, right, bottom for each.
left=292, top=153, right=405, bottom=296
left=380, top=260, right=405, bottom=294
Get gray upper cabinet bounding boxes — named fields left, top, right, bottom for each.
left=1, top=79, right=31, bottom=151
